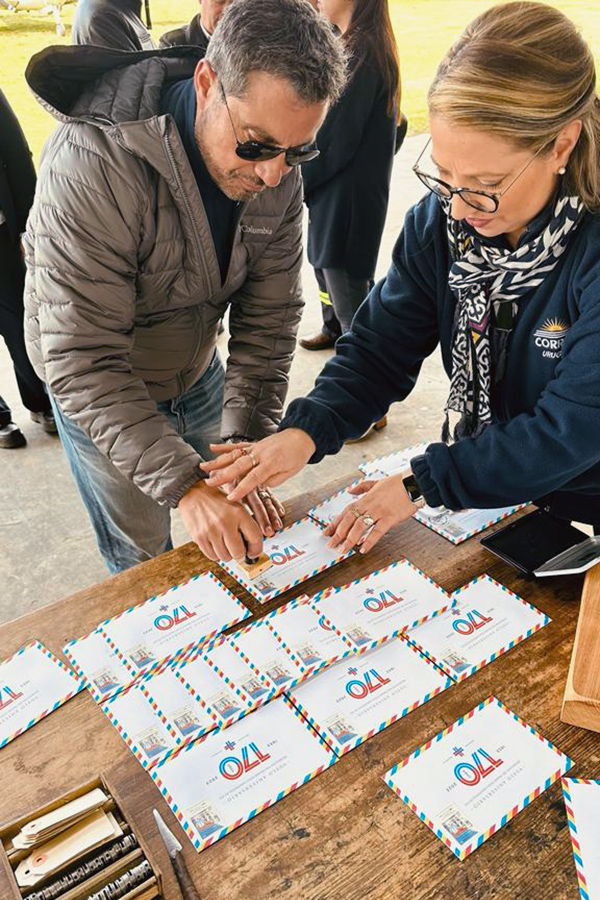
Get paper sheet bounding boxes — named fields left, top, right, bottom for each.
left=312, top=560, right=452, bottom=653
left=219, top=517, right=353, bottom=603
left=405, top=574, right=549, bottom=680
left=385, top=696, right=572, bottom=859
left=288, top=637, right=451, bottom=755
left=265, top=597, right=355, bottom=674
left=151, top=696, right=336, bottom=852
left=0, top=642, right=84, bottom=748
left=98, top=571, right=250, bottom=675
left=562, top=778, right=600, bottom=900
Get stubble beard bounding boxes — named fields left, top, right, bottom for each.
left=195, top=108, right=265, bottom=202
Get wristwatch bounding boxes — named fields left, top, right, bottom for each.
left=402, top=472, right=423, bottom=504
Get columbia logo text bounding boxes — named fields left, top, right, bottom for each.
left=240, top=224, right=273, bottom=236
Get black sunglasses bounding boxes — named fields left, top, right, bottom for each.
left=219, top=82, right=320, bottom=167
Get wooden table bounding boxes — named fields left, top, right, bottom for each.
left=0, top=477, right=597, bottom=900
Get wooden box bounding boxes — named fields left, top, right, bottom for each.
left=0, top=774, right=162, bottom=900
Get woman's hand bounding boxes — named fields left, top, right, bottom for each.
left=324, top=475, right=418, bottom=554
left=200, top=429, right=316, bottom=503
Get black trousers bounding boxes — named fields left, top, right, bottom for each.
left=0, top=224, right=50, bottom=428
left=314, top=267, right=373, bottom=339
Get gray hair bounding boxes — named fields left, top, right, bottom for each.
left=205, top=0, right=348, bottom=105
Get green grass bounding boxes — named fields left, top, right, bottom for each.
left=1, top=1, right=599, bottom=161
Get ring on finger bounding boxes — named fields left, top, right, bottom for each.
left=257, top=488, right=271, bottom=500
left=240, top=447, right=258, bottom=468
left=349, top=507, right=363, bottom=520
left=361, top=513, right=376, bottom=529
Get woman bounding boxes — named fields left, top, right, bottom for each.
left=299, top=0, right=400, bottom=367
left=201, top=1, right=600, bottom=557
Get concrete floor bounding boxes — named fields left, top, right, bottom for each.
left=0, top=134, right=446, bottom=623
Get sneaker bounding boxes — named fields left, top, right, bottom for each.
left=30, top=410, right=58, bottom=434
left=0, top=422, right=27, bottom=449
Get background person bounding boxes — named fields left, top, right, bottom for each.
left=24, top=0, right=346, bottom=570
left=202, top=1, right=600, bottom=547
left=299, top=0, right=400, bottom=373
left=159, top=0, right=231, bottom=53
left=0, top=90, right=55, bottom=450
left=72, top=0, right=154, bottom=50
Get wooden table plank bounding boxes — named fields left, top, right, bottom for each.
left=0, top=478, right=597, bottom=900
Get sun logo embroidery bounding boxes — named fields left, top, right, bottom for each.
left=454, top=748, right=504, bottom=786
left=533, top=317, right=570, bottom=359
left=0, top=686, right=24, bottom=710
left=218, top=742, right=271, bottom=780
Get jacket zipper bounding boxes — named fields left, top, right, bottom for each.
left=164, top=124, right=247, bottom=293
left=222, top=201, right=249, bottom=287
left=163, top=127, right=209, bottom=397
left=163, top=126, right=208, bottom=295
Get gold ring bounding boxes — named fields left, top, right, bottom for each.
left=349, top=508, right=363, bottom=519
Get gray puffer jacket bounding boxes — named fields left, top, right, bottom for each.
left=24, top=46, right=304, bottom=508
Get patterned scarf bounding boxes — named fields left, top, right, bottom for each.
left=441, top=193, right=584, bottom=443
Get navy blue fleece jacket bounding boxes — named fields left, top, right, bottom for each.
left=280, top=193, right=600, bottom=521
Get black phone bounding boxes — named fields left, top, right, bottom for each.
left=480, top=510, right=589, bottom=575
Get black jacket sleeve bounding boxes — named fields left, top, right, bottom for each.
left=0, top=90, right=36, bottom=241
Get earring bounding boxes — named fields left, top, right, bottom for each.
left=558, top=166, right=566, bottom=175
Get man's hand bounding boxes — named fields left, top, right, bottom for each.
left=200, top=429, right=316, bottom=502
left=324, top=475, right=418, bottom=554
left=178, top=480, right=263, bottom=562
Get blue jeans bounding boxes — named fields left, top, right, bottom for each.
left=51, top=352, right=225, bottom=574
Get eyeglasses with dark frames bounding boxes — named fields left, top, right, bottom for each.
left=412, top=137, right=552, bottom=213
left=218, top=82, right=320, bottom=167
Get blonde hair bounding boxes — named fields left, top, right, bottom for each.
left=428, top=2, right=600, bottom=210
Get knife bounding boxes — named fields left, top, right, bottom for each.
left=153, top=809, right=201, bottom=900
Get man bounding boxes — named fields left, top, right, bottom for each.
left=159, top=0, right=230, bottom=53
left=24, top=0, right=347, bottom=571
left=72, top=0, right=154, bottom=51
left=0, top=90, right=56, bottom=449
